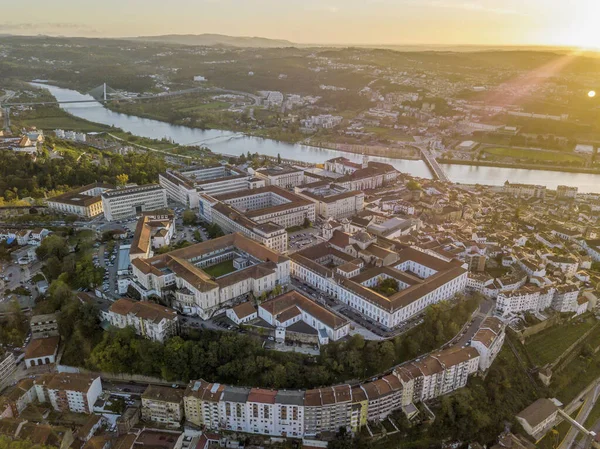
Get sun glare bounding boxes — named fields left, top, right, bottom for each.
left=589, top=91, right=597, bottom=98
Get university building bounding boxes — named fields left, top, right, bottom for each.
left=47, top=183, right=114, bottom=218
left=290, top=242, right=468, bottom=329
left=130, top=233, right=290, bottom=318
left=101, top=184, right=168, bottom=221
left=159, top=165, right=264, bottom=208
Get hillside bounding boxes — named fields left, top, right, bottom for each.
left=132, top=33, right=296, bottom=48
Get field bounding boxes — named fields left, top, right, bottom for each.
left=203, top=260, right=236, bottom=278
left=364, top=126, right=414, bottom=141
left=552, top=354, right=600, bottom=403
left=482, top=147, right=585, bottom=163
left=12, top=109, right=111, bottom=133
left=525, top=319, right=596, bottom=366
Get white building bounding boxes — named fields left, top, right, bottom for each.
left=470, top=317, right=505, bottom=371
left=35, top=373, right=102, bottom=414
left=0, top=352, right=16, bottom=388
left=503, top=181, right=546, bottom=199
left=102, top=184, right=168, bottom=222
left=552, top=284, right=580, bottom=313
left=516, top=398, right=558, bottom=439
left=495, top=286, right=554, bottom=317
left=47, top=183, right=114, bottom=218
left=255, top=166, right=305, bottom=189
left=24, top=336, right=60, bottom=368
left=131, top=233, right=290, bottom=319
left=225, top=302, right=257, bottom=325
left=258, top=291, right=350, bottom=343
left=295, top=184, right=364, bottom=219
left=102, top=298, right=179, bottom=343
left=160, top=165, right=264, bottom=209
left=129, top=212, right=176, bottom=261
left=556, top=185, right=578, bottom=199
left=291, top=243, right=468, bottom=329
left=403, top=346, right=480, bottom=402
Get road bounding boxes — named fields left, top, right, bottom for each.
left=559, top=382, right=600, bottom=449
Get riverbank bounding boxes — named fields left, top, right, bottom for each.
left=106, top=103, right=422, bottom=161
left=306, top=140, right=421, bottom=160
left=438, top=158, right=600, bottom=175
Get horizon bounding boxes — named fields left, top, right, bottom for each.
left=2, top=0, right=600, bottom=49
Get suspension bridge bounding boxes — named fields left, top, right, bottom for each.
left=0, top=83, right=205, bottom=131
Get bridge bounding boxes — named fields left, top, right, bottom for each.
left=1, top=83, right=206, bottom=131
left=412, top=144, right=450, bottom=182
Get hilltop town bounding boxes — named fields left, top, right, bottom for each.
left=2, top=119, right=600, bottom=449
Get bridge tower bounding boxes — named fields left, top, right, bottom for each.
left=103, top=83, right=107, bottom=101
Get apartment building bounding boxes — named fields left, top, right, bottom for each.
left=0, top=378, right=37, bottom=417
left=141, top=385, right=184, bottom=428
left=184, top=380, right=224, bottom=430
left=183, top=381, right=305, bottom=437
left=175, top=318, right=501, bottom=439
left=556, top=185, right=578, bottom=199
left=47, top=183, right=114, bottom=218
left=258, top=291, right=350, bottom=343
left=0, top=352, right=16, bottom=388
left=304, top=385, right=352, bottom=437
left=294, top=183, right=364, bottom=219
left=290, top=243, right=468, bottom=329
left=35, top=373, right=102, bottom=414
left=129, top=212, right=176, bottom=261
left=503, top=181, right=546, bottom=199
left=130, top=233, right=290, bottom=318
left=495, top=286, right=555, bottom=317
left=102, top=184, right=168, bottom=222
left=470, top=317, right=506, bottom=371
left=255, top=166, right=305, bottom=189
left=552, top=284, right=580, bottom=313
left=102, top=298, right=179, bottom=343
left=546, top=255, right=579, bottom=277
left=404, top=346, right=479, bottom=402
left=159, top=165, right=264, bottom=208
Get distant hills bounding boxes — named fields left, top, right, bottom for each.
left=131, top=33, right=296, bottom=48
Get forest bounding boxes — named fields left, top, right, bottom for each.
left=0, top=148, right=167, bottom=204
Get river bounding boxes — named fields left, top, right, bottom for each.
left=32, top=83, right=600, bottom=193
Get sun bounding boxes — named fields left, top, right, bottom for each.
left=589, top=91, right=597, bottom=98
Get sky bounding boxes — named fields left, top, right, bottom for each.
left=1, top=0, right=600, bottom=48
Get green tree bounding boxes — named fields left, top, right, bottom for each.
left=182, top=210, right=197, bottom=225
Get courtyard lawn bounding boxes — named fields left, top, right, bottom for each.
left=203, top=259, right=236, bottom=278
left=483, top=147, right=585, bottom=163
left=525, top=319, right=596, bottom=366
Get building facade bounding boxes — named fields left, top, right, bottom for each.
left=102, top=185, right=168, bottom=221
left=101, top=298, right=179, bottom=343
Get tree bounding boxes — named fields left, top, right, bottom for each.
left=406, top=180, right=422, bottom=191
left=116, top=173, right=129, bottom=186
left=36, top=235, right=69, bottom=261
left=182, top=210, right=197, bottom=225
